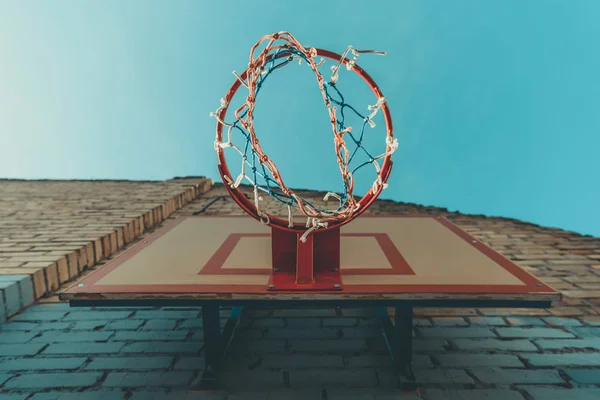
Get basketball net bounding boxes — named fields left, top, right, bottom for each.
left=211, top=32, right=398, bottom=242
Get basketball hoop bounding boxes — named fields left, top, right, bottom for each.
left=211, top=32, right=397, bottom=290
left=212, top=32, right=397, bottom=240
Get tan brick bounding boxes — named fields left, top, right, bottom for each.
left=550, top=307, right=588, bottom=316
left=0, top=245, right=33, bottom=252
left=66, top=252, right=79, bottom=278
left=78, top=247, right=88, bottom=271
left=102, top=235, right=111, bottom=258
left=44, top=262, right=60, bottom=292
left=116, top=228, right=124, bottom=249
left=414, top=308, right=478, bottom=317
left=563, top=290, right=600, bottom=299
left=145, top=211, right=153, bottom=229
left=480, top=308, right=551, bottom=316
left=94, top=238, right=103, bottom=262
left=0, top=260, right=25, bottom=268
left=123, top=223, right=131, bottom=244
left=110, top=231, right=118, bottom=253
left=56, top=256, right=69, bottom=284
left=5, top=255, right=63, bottom=263
left=579, top=316, right=600, bottom=325
left=85, top=243, right=95, bottom=266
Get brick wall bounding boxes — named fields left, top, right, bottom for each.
left=0, top=178, right=213, bottom=321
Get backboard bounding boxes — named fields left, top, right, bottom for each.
left=61, top=215, right=559, bottom=302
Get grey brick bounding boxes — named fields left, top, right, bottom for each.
left=0, top=275, right=34, bottom=311
left=63, top=311, right=133, bottom=320
left=468, top=317, right=507, bottom=326
left=219, top=355, right=261, bottom=371
left=0, top=373, right=11, bottom=385
left=265, top=390, right=327, bottom=400
left=129, top=391, right=226, bottom=400
left=472, top=368, right=564, bottom=384
left=103, top=371, right=194, bottom=388
left=0, top=322, right=40, bottom=331
left=273, top=309, right=336, bottom=318
left=28, top=390, right=125, bottom=399
left=341, top=327, right=386, bottom=339
left=413, top=318, right=433, bottom=327
left=522, top=387, right=600, bottom=400
left=543, top=317, right=583, bottom=327
left=418, top=327, right=495, bottom=338
left=69, top=319, right=142, bottom=331
left=285, top=318, right=322, bottom=328
left=26, top=304, right=70, bottom=312
left=437, top=354, right=523, bottom=367
left=414, top=369, right=474, bottom=384
left=0, top=343, right=44, bottom=356
left=173, top=356, right=204, bottom=370
left=133, top=310, right=200, bottom=319
left=564, top=369, right=600, bottom=384
left=568, top=327, right=600, bottom=338
left=266, top=328, right=337, bottom=340
left=496, top=327, right=574, bottom=339
left=218, top=393, right=266, bottom=400
left=341, top=309, right=377, bottom=317
left=0, top=357, right=86, bottom=371
left=0, top=331, right=38, bottom=343
left=432, top=317, right=468, bottom=327
left=413, top=339, right=448, bottom=352
left=323, top=318, right=357, bottom=327
left=248, top=318, right=285, bottom=328
left=32, top=330, right=113, bottom=343
left=423, top=389, right=525, bottom=400
left=506, top=317, right=547, bottom=326
left=288, top=339, right=367, bottom=353
left=524, top=354, right=600, bottom=367
left=177, top=319, right=203, bottom=329
left=452, top=339, right=537, bottom=352
left=262, top=355, right=343, bottom=369
left=346, top=355, right=394, bottom=368
left=535, top=338, right=600, bottom=350
left=218, top=370, right=286, bottom=389
left=289, top=369, right=378, bottom=388
left=3, top=372, right=101, bottom=389
left=10, top=311, right=67, bottom=321
left=43, top=342, right=124, bottom=355
left=111, top=330, right=188, bottom=341
left=328, top=389, right=421, bottom=400
left=0, top=394, right=27, bottom=400
left=0, top=281, right=21, bottom=316
left=229, top=339, right=287, bottom=354
left=2, top=321, right=72, bottom=331
left=121, top=341, right=202, bottom=354
left=0, top=295, right=6, bottom=323
left=141, top=319, right=177, bottom=330
left=85, top=356, right=174, bottom=370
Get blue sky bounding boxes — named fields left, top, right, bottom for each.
left=1, top=0, right=598, bottom=236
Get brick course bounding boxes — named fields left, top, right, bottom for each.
left=0, top=178, right=212, bottom=321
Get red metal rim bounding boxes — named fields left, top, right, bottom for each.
left=215, top=48, right=394, bottom=233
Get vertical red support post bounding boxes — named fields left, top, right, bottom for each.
left=269, top=226, right=342, bottom=291
left=295, top=234, right=314, bottom=284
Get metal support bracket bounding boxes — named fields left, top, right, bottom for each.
left=191, top=305, right=243, bottom=388
left=377, top=305, right=417, bottom=391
